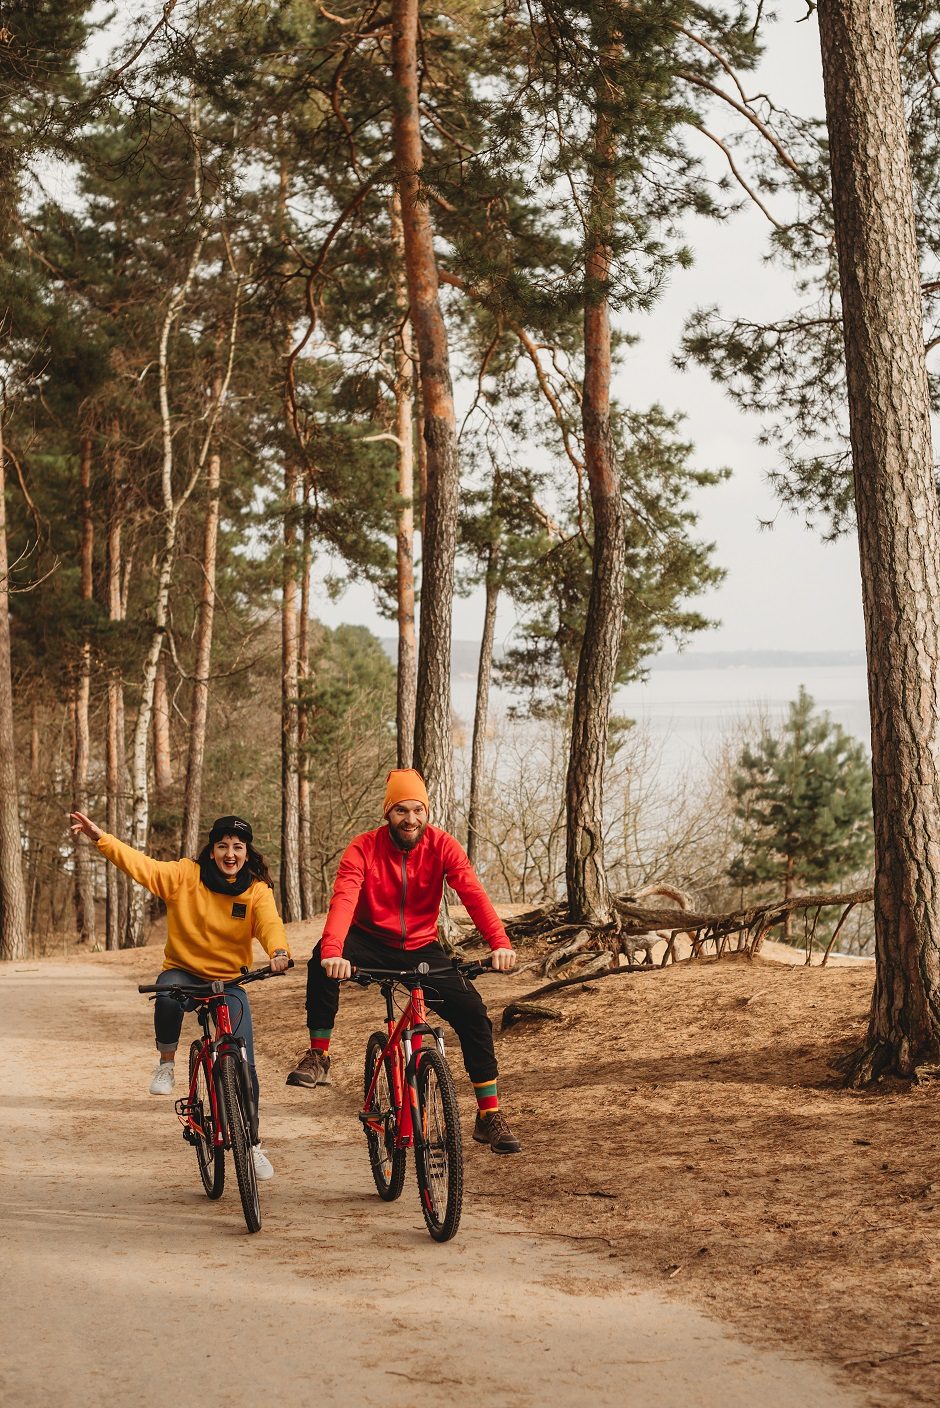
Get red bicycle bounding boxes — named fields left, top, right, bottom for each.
left=355, top=958, right=489, bottom=1243
left=138, top=963, right=291, bottom=1233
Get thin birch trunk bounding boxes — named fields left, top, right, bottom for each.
left=152, top=654, right=173, bottom=800
left=126, top=152, right=239, bottom=943
left=280, top=443, right=301, bottom=921
left=0, top=420, right=28, bottom=959
left=180, top=444, right=221, bottom=858
left=391, top=193, right=417, bottom=767
left=297, top=471, right=314, bottom=919
left=467, top=540, right=500, bottom=869
left=26, top=700, right=41, bottom=936
left=71, top=435, right=96, bottom=943
left=106, top=434, right=127, bottom=950
left=391, top=0, right=461, bottom=830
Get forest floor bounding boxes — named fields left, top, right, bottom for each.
left=1, top=919, right=935, bottom=1407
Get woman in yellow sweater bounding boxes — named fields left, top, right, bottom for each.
left=69, top=811, right=291, bottom=1180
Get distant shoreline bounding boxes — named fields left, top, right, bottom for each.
left=380, top=638, right=867, bottom=676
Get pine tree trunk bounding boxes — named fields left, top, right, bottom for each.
left=152, top=654, right=173, bottom=800
left=297, top=472, right=314, bottom=920
left=818, top=0, right=940, bottom=1081
left=72, top=433, right=96, bottom=945
left=180, top=448, right=220, bottom=858
left=280, top=454, right=302, bottom=921
left=26, top=700, right=41, bottom=935
left=565, top=92, right=625, bottom=926
left=392, top=194, right=417, bottom=768
left=415, top=361, right=428, bottom=538
left=0, top=422, right=28, bottom=959
left=391, top=0, right=460, bottom=829
left=467, top=542, right=500, bottom=869
left=105, top=436, right=127, bottom=950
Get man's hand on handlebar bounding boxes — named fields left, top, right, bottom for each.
left=322, top=956, right=352, bottom=980
left=490, top=947, right=517, bottom=973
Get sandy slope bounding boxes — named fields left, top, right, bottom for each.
left=0, top=949, right=866, bottom=1408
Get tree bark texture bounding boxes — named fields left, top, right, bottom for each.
left=818, top=0, right=940, bottom=1080
left=72, top=434, right=96, bottom=944
left=467, top=541, right=500, bottom=869
left=280, top=453, right=302, bottom=922
left=0, top=423, right=29, bottom=959
left=105, top=437, right=127, bottom=950
left=392, top=0, right=460, bottom=830
left=152, top=654, right=173, bottom=800
left=565, top=94, right=625, bottom=926
left=392, top=193, right=417, bottom=768
left=297, top=472, right=314, bottom=920
left=180, top=449, right=220, bottom=858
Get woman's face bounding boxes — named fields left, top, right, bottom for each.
left=212, top=835, right=247, bottom=877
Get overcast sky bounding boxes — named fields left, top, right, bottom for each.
left=315, top=8, right=927, bottom=657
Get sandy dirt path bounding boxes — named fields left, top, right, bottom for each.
left=0, top=955, right=866, bottom=1408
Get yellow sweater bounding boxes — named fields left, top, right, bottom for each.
left=97, top=834, right=290, bottom=979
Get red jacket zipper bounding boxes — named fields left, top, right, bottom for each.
left=399, top=852, right=408, bottom=945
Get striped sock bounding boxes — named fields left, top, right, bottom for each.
left=309, top=1028, right=332, bottom=1053
left=473, top=1078, right=499, bottom=1116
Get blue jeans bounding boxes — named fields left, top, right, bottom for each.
left=153, top=968, right=259, bottom=1110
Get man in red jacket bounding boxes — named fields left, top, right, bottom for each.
left=286, top=768, right=521, bottom=1153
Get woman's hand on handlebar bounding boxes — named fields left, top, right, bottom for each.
left=269, top=950, right=291, bottom=974
left=69, top=810, right=103, bottom=843
left=490, top=947, right=517, bottom=972
left=322, top=956, right=352, bottom=980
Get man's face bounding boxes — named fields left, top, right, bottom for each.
left=387, top=800, right=428, bottom=851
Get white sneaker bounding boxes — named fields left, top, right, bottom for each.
left=251, top=1145, right=274, bottom=1180
left=149, top=1062, right=176, bottom=1095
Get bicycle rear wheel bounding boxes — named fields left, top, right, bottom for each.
left=414, top=1048, right=463, bottom=1242
left=188, top=1042, right=224, bottom=1199
left=363, top=1032, right=406, bottom=1201
left=217, top=1053, right=261, bottom=1233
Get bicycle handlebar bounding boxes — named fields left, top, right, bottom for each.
left=138, top=959, right=294, bottom=998
left=350, top=957, right=494, bottom=987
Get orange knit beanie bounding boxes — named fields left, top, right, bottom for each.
left=383, top=768, right=430, bottom=817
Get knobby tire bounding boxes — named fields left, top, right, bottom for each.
left=188, top=1041, right=224, bottom=1199
left=414, top=1047, right=463, bottom=1242
left=363, top=1031, right=406, bottom=1201
left=218, top=1053, right=261, bottom=1233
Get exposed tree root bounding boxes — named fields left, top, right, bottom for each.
left=494, top=885, right=874, bottom=979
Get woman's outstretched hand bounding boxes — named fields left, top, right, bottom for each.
left=70, top=811, right=103, bottom=843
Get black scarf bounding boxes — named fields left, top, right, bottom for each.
left=199, top=856, right=253, bottom=897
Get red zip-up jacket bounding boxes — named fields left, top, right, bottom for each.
left=320, top=823, right=511, bottom=959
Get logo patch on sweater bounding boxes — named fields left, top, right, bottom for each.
left=231, top=902, right=247, bottom=919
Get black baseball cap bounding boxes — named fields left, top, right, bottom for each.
left=208, top=815, right=253, bottom=845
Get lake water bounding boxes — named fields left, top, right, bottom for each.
left=450, top=662, right=871, bottom=778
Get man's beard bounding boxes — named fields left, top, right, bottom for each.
left=388, top=818, right=427, bottom=851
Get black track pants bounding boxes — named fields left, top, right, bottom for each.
left=305, top=929, right=498, bottom=1084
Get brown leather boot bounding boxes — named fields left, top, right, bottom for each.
left=285, top=1048, right=332, bottom=1088
left=472, top=1109, right=521, bottom=1154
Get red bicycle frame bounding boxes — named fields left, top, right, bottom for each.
left=361, top=980, right=438, bottom=1148
left=179, top=994, right=236, bottom=1150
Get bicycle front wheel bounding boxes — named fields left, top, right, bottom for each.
left=188, top=1042, right=224, bottom=1199
left=217, top=1054, right=261, bottom=1233
left=414, top=1048, right=463, bottom=1242
left=363, top=1032, right=406, bottom=1201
